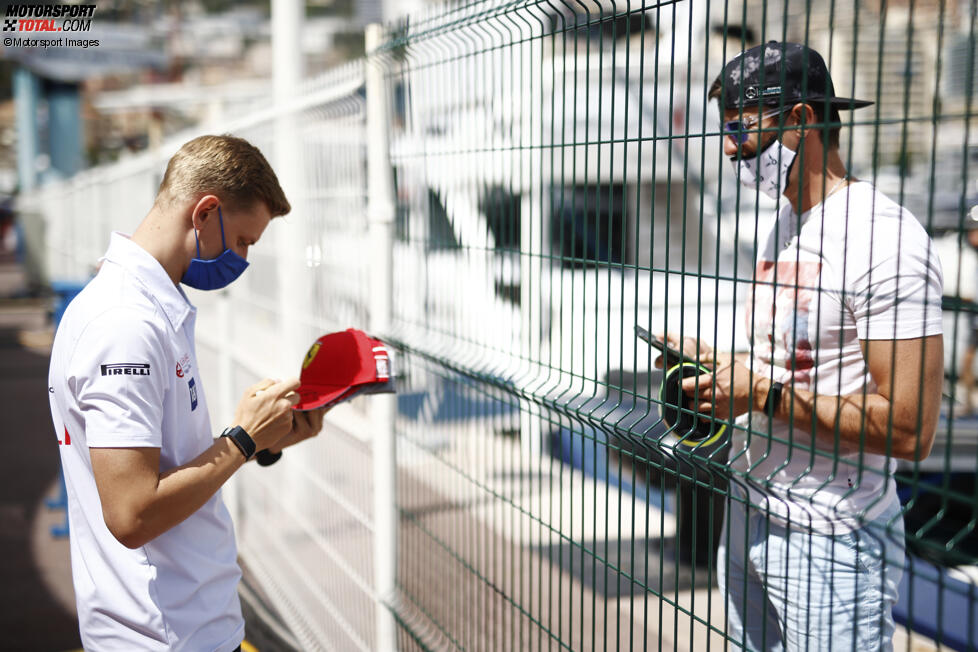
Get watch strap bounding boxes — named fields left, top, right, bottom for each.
left=222, top=425, right=256, bottom=460
left=255, top=449, right=283, bottom=466
left=764, top=381, right=784, bottom=416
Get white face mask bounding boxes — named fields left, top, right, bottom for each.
left=732, top=138, right=797, bottom=200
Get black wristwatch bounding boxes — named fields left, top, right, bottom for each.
left=221, top=425, right=256, bottom=461
left=764, top=381, right=784, bottom=417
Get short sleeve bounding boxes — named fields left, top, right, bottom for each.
left=848, top=216, right=944, bottom=341
left=68, top=308, right=168, bottom=448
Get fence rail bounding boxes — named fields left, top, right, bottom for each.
left=22, top=1, right=978, bottom=650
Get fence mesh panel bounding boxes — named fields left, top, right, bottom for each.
left=383, top=2, right=976, bottom=650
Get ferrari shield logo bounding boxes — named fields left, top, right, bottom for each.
left=302, top=342, right=322, bottom=369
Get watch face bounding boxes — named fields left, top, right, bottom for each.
left=223, top=426, right=255, bottom=459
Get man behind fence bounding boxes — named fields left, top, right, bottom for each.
left=47, top=135, right=326, bottom=651
left=672, top=42, right=944, bottom=650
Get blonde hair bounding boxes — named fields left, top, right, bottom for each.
left=155, top=135, right=291, bottom=217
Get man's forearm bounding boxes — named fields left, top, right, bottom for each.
left=99, top=437, right=246, bottom=548
left=758, top=377, right=929, bottom=460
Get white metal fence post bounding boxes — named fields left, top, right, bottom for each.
left=365, top=22, right=398, bottom=652
left=272, top=0, right=307, bottom=374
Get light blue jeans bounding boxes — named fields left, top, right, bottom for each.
left=717, top=489, right=905, bottom=652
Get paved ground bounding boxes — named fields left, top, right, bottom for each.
left=0, top=300, right=82, bottom=652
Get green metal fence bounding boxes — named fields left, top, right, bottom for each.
left=380, top=1, right=978, bottom=650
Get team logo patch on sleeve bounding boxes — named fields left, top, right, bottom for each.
left=100, top=363, right=151, bottom=376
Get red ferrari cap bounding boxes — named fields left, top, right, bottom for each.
left=294, top=329, right=392, bottom=411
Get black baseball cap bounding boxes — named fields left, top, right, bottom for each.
left=718, top=41, right=873, bottom=112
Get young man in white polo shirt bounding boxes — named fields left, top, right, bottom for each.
left=47, top=135, right=326, bottom=651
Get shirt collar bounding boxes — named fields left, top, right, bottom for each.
left=101, top=232, right=194, bottom=331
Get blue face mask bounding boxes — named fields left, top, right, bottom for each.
left=181, top=207, right=250, bottom=290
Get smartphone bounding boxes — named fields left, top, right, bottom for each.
left=634, top=325, right=706, bottom=368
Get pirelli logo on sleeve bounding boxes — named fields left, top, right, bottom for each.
left=100, top=363, right=151, bottom=377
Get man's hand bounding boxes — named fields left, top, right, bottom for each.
left=652, top=333, right=715, bottom=369
left=680, top=353, right=762, bottom=421
left=232, top=378, right=301, bottom=450
left=267, top=407, right=328, bottom=454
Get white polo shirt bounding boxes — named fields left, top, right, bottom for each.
left=48, top=233, right=244, bottom=651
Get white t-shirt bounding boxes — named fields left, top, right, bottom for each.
left=48, top=233, right=244, bottom=651
left=732, top=182, right=944, bottom=533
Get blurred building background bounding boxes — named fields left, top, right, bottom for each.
left=0, top=0, right=432, bottom=193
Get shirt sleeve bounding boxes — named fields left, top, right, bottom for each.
left=848, top=214, right=944, bottom=341
left=68, top=307, right=168, bottom=448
